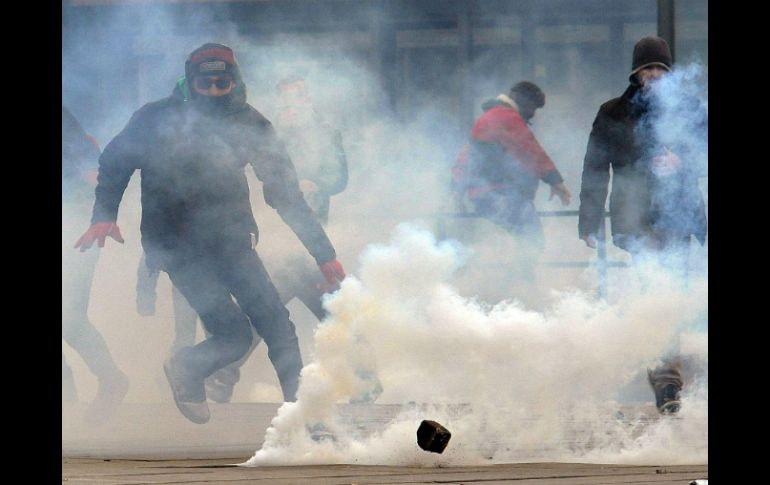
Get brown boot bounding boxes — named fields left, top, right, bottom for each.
left=647, top=366, right=683, bottom=414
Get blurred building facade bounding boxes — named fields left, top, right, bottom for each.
left=63, top=0, right=707, bottom=144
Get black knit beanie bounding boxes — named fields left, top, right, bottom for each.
left=629, top=36, right=672, bottom=82
left=509, top=81, right=545, bottom=109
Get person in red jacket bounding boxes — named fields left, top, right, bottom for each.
left=452, top=81, right=571, bottom=282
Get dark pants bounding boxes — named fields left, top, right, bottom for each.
left=198, top=256, right=328, bottom=392
left=163, top=247, right=303, bottom=402
left=169, top=283, right=204, bottom=352
left=137, top=252, right=266, bottom=395
left=137, top=253, right=230, bottom=354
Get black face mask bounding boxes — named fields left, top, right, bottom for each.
left=192, top=93, right=232, bottom=116
left=511, top=94, right=540, bottom=122
left=519, top=106, right=536, bottom=122
left=630, top=87, right=655, bottom=118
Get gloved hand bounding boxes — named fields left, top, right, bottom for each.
left=319, top=259, right=346, bottom=293
left=74, top=222, right=124, bottom=252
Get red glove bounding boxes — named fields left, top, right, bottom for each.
left=74, top=222, right=125, bottom=252
left=319, top=259, right=346, bottom=293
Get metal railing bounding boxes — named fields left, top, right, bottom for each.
left=435, top=209, right=626, bottom=299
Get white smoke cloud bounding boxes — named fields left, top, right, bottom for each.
left=648, top=62, right=708, bottom=177
left=245, top=223, right=707, bottom=466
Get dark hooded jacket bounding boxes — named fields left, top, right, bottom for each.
left=578, top=84, right=707, bottom=250
left=454, top=95, right=563, bottom=202
left=91, top=75, right=335, bottom=268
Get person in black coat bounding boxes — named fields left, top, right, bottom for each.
left=75, top=44, right=347, bottom=424
left=577, top=36, right=707, bottom=414
left=578, top=36, right=706, bottom=255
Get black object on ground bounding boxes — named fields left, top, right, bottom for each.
left=417, top=420, right=451, bottom=453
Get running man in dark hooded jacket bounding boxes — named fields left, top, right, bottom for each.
left=134, top=74, right=352, bottom=405
left=75, top=43, right=346, bottom=424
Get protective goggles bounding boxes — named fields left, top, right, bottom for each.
left=194, top=76, right=234, bottom=90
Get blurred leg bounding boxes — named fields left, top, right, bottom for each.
left=165, top=259, right=254, bottom=384
left=163, top=256, right=256, bottom=423
left=62, top=244, right=125, bottom=383
left=62, top=353, right=77, bottom=402
left=171, top=284, right=200, bottom=353
left=136, top=253, right=160, bottom=316
left=225, top=251, right=303, bottom=402
left=62, top=243, right=128, bottom=423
